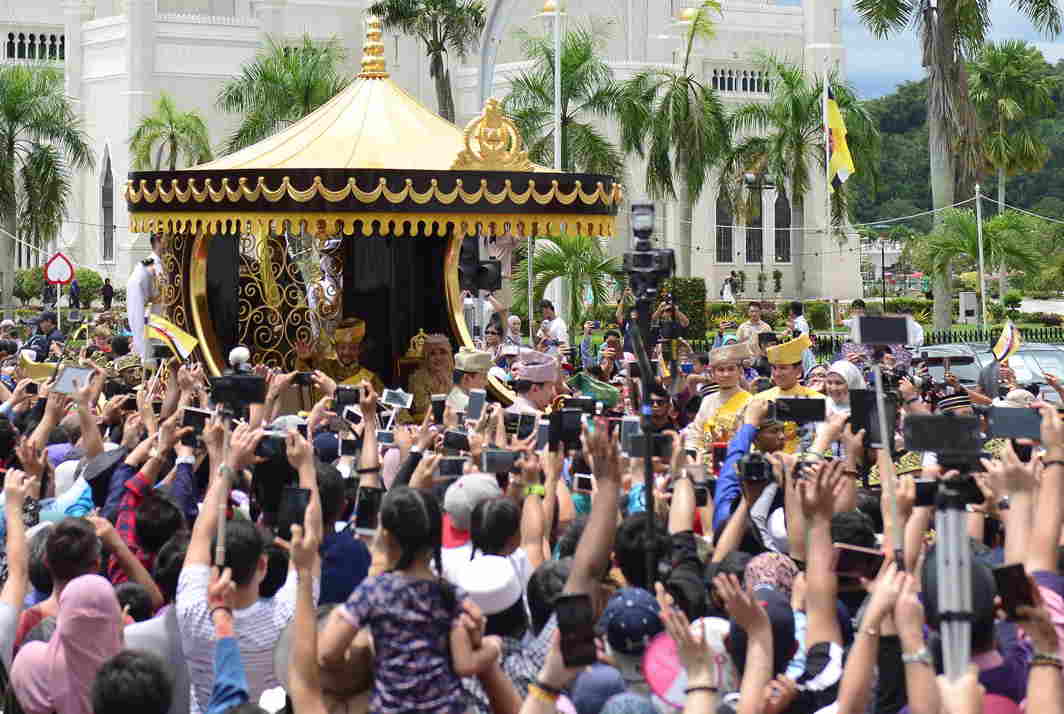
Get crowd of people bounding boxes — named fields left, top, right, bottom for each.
left=0, top=296, right=1058, bottom=714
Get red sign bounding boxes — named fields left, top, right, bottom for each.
left=44, top=252, right=75, bottom=285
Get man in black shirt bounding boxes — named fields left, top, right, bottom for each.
left=24, top=311, right=64, bottom=362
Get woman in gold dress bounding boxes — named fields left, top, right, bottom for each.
left=401, top=334, right=454, bottom=423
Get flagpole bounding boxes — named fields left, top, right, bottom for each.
left=824, top=59, right=831, bottom=300
left=975, top=183, right=987, bottom=329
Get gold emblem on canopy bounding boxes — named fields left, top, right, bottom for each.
left=452, top=98, right=535, bottom=172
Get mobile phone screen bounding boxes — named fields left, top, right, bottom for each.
left=438, top=457, right=466, bottom=480
left=988, top=407, right=1042, bottom=440
left=52, top=365, right=93, bottom=395
left=554, top=593, right=597, bottom=667
left=536, top=420, right=549, bottom=451
left=903, top=415, right=982, bottom=453
left=431, top=394, right=447, bottom=425
left=573, top=473, right=594, bottom=493
left=354, top=486, right=385, bottom=536
left=276, top=486, right=311, bottom=542
left=467, top=389, right=487, bottom=422
left=832, top=543, right=885, bottom=580
left=181, top=407, right=210, bottom=446
left=340, top=438, right=358, bottom=457
left=443, top=430, right=471, bottom=452
left=993, top=563, right=1036, bottom=620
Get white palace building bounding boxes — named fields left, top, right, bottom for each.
left=1, top=0, right=859, bottom=300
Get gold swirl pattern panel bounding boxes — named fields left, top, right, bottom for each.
left=129, top=211, right=616, bottom=239
left=236, top=231, right=313, bottom=371
left=125, top=175, right=624, bottom=209
left=158, top=231, right=196, bottom=352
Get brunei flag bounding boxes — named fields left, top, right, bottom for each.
left=992, top=320, right=1021, bottom=362
left=147, top=314, right=199, bottom=361
left=827, top=87, right=856, bottom=192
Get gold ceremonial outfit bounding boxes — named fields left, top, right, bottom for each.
left=402, top=367, right=452, bottom=424
left=295, top=354, right=385, bottom=395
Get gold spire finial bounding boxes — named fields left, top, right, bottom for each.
left=359, top=15, right=388, bottom=79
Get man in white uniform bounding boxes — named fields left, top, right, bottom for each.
left=536, top=300, right=569, bottom=357
left=126, top=233, right=165, bottom=360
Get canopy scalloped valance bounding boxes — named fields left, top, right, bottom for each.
left=124, top=174, right=623, bottom=210
left=128, top=211, right=617, bottom=238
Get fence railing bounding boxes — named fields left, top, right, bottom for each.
left=690, top=326, right=1064, bottom=361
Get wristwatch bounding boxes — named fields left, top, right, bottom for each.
left=902, top=647, right=933, bottom=667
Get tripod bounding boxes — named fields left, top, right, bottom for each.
left=934, top=478, right=973, bottom=681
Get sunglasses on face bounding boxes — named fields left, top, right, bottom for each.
left=485, top=331, right=500, bottom=335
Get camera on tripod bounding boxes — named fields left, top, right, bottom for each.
left=622, top=204, right=674, bottom=303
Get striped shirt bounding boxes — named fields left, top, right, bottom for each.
left=176, top=563, right=319, bottom=714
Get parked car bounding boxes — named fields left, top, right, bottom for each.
left=920, top=342, right=1064, bottom=403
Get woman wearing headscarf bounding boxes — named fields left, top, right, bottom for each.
left=823, top=360, right=866, bottom=417
left=11, top=573, right=124, bottom=714
left=400, top=334, right=454, bottom=424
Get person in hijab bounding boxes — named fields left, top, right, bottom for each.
left=823, top=360, right=866, bottom=417
left=804, top=364, right=828, bottom=394
left=11, top=573, right=124, bottom=714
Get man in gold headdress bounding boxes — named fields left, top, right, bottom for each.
left=754, top=333, right=824, bottom=453
left=686, top=342, right=754, bottom=464
left=295, top=317, right=384, bottom=394
left=448, top=347, right=492, bottom=413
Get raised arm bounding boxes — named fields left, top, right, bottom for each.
left=287, top=518, right=327, bottom=714
left=357, top=381, right=382, bottom=489
left=1030, top=405, right=1064, bottom=574
left=799, top=461, right=844, bottom=647
left=836, top=563, right=905, bottom=714
left=564, top=418, right=620, bottom=595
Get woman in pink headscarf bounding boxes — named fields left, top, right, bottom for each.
left=11, top=573, right=124, bottom=714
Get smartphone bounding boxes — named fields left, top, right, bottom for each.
left=255, top=431, right=286, bottom=460
left=694, top=481, right=709, bottom=507
left=573, top=473, right=594, bottom=493
left=832, top=543, right=885, bottom=580
left=25, top=382, right=38, bottom=396
left=987, top=406, right=1042, bottom=440
left=354, top=486, right=385, bottom=537
left=151, top=401, right=163, bottom=417
left=431, top=394, right=447, bottom=424
left=335, top=386, right=360, bottom=408
left=904, top=414, right=982, bottom=453
left=772, top=397, right=826, bottom=424
left=915, top=479, right=938, bottom=507
left=549, top=408, right=583, bottom=449
left=993, top=563, right=1036, bottom=620
left=297, top=423, right=308, bottom=439
left=120, top=394, right=137, bottom=411
left=293, top=372, right=315, bottom=387
left=681, top=362, right=694, bottom=375
left=942, top=474, right=986, bottom=505
left=855, top=316, right=909, bottom=345
left=627, top=361, right=641, bottom=380
left=566, top=397, right=596, bottom=414
left=181, top=407, right=210, bottom=447
left=467, top=389, right=487, bottom=422
left=758, top=332, right=779, bottom=349
left=443, top=430, right=471, bottom=452
left=628, top=433, right=672, bottom=460
left=554, top=593, right=597, bottom=668
left=536, top=419, right=549, bottom=451
left=1013, top=440, right=1034, bottom=462
left=711, top=443, right=728, bottom=474
left=482, top=448, right=518, bottom=474
left=342, top=405, right=363, bottom=426
left=614, top=416, right=638, bottom=458
left=438, top=456, right=466, bottom=479
left=340, top=438, right=358, bottom=457
left=376, top=430, right=395, bottom=446
left=276, top=486, right=311, bottom=542
left=52, top=365, right=93, bottom=395
left=381, top=388, right=413, bottom=410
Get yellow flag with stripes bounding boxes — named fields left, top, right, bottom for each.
left=147, top=314, right=198, bottom=360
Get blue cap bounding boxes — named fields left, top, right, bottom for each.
left=571, top=664, right=626, bottom=714
left=598, top=587, right=663, bottom=655
left=313, top=432, right=339, bottom=463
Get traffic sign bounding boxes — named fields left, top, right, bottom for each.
left=44, top=253, right=75, bottom=285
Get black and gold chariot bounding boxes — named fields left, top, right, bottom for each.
left=124, top=16, right=621, bottom=402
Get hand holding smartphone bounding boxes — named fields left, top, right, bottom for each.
left=554, top=593, right=597, bottom=667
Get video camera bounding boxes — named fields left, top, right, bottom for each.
left=737, top=452, right=772, bottom=482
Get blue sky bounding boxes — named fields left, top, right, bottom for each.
left=838, top=0, right=1064, bottom=98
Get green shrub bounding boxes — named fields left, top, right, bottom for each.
left=74, top=268, right=104, bottom=308
left=13, top=268, right=44, bottom=306
left=987, top=302, right=1007, bottom=322
left=804, top=301, right=831, bottom=330
left=1003, top=291, right=1023, bottom=310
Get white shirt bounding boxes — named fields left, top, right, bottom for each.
left=538, top=317, right=569, bottom=354
left=441, top=544, right=533, bottom=589
left=793, top=315, right=810, bottom=336
left=176, top=563, right=319, bottom=714
left=906, top=316, right=925, bottom=347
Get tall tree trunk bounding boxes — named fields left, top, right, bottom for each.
left=997, top=166, right=1008, bottom=299
left=925, top=12, right=958, bottom=331
left=430, top=53, right=454, bottom=123
left=791, top=183, right=803, bottom=298
left=678, top=186, right=693, bottom=278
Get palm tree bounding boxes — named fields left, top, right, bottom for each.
left=0, top=63, right=93, bottom=302
left=915, top=208, right=1039, bottom=313
left=968, top=40, right=1056, bottom=297
left=727, top=57, right=878, bottom=289
left=216, top=35, right=349, bottom=155
left=854, top=0, right=1062, bottom=329
left=616, top=0, right=728, bottom=277
left=503, top=23, right=625, bottom=176
left=18, top=144, right=70, bottom=262
left=368, top=0, right=485, bottom=123
left=513, top=234, right=622, bottom=330
left=129, top=92, right=213, bottom=171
